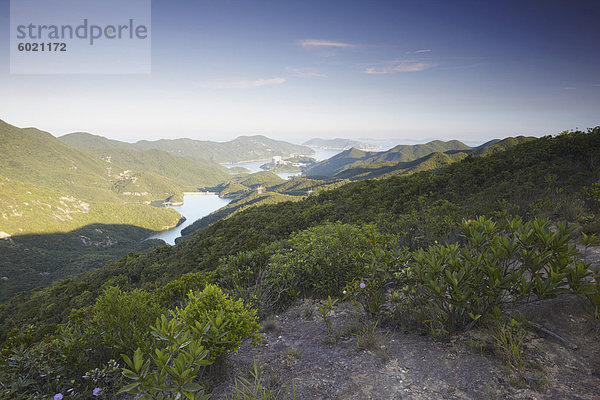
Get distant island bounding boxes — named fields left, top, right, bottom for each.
left=260, top=155, right=316, bottom=173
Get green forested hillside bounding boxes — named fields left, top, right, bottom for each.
left=61, top=132, right=314, bottom=164
left=0, top=121, right=184, bottom=234
left=0, top=176, right=181, bottom=236
left=180, top=138, right=533, bottom=237
left=365, top=139, right=471, bottom=162
left=0, top=224, right=166, bottom=302
left=60, top=133, right=233, bottom=188
left=334, top=151, right=469, bottom=180
left=1, top=129, right=599, bottom=399
left=206, top=171, right=285, bottom=199
left=110, top=171, right=187, bottom=204
left=0, top=121, right=118, bottom=202
left=304, top=137, right=533, bottom=178
left=2, top=128, right=598, bottom=343
left=0, top=174, right=182, bottom=301
left=180, top=176, right=348, bottom=237
left=81, top=147, right=231, bottom=188
left=134, top=134, right=314, bottom=163
left=304, top=139, right=470, bottom=177
left=180, top=191, right=302, bottom=237
left=473, top=136, right=535, bottom=156
left=303, top=147, right=369, bottom=177
left=59, top=132, right=137, bottom=150
left=0, top=121, right=190, bottom=206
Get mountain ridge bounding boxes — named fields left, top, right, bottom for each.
left=61, top=132, right=315, bottom=163
left=304, top=137, right=534, bottom=178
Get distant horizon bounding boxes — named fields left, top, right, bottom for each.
left=3, top=116, right=553, bottom=149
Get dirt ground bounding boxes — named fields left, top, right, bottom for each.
left=211, top=247, right=600, bottom=399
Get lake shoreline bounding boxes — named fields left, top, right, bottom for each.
left=148, top=194, right=232, bottom=245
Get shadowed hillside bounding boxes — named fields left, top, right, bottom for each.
left=0, top=223, right=168, bottom=302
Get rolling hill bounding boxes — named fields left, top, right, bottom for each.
left=131, top=135, right=314, bottom=163
left=0, top=176, right=181, bottom=237
left=67, top=146, right=232, bottom=189
left=0, top=120, right=119, bottom=202
left=333, top=151, right=470, bottom=180
left=304, top=137, right=533, bottom=178
left=0, top=121, right=193, bottom=205
left=0, top=120, right=183, bottom=235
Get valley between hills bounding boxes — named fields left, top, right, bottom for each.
left=1, top=122, right=599, bottom=399
left=0, top=120, right=521, bottom=300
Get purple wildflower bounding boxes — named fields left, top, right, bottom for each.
left=359, top=282, right=366, bottom=289
left=342, top=290, right=347, bottom=295
left=93, top=387, right=102, bottom=396
left=54, top=394, right=63, bottom=400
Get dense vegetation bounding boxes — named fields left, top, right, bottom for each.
left=304, top=136, right=533, bottom=178
left=1, top=128, right=599, bottom=399
left=74, top=147, right=231, bottom=189
left=61, top=132, right=314, bottom=164
left=0, top=224, right=168, bottom=302
left=180, top=177, right=348, bottom=237
left=62, top=132, right=314, bottom=164
left=0, top=121, right=184, bottom=234
left=0, top=176, right=174, bottom=235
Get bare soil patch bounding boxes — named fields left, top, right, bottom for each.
left=211, top=298, right=599, bottom=400
left=211, top=246, right=600, bottom=399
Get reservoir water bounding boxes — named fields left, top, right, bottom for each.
left=222, top=148, right=341, bottom=178
left=151, top=148, right=340, bottom=245
left=149, top=194, right=231, bottom=245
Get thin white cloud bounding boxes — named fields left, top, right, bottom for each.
left=563, top=87, right=576, bottom=90
left=365, top=60, right=437, bottom=74
left=196, top=77, right=285, bottom=89
left=285, top=66, right=325, bottom=78
left=414, top=49, right=432, bottom=53
left=299, top=39, right=355, bottom=49
left=593, top=84, right=600, bottom=87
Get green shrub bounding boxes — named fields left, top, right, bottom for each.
left=119, top=315, right=213, bottom=400
left=0, top=338, right=67, bottom=399
left=158, top=272, right=211, bottom=308
left=265, top=222, right=401, bottom=309
left=394, top=217, right=595, bottom=333
left=0, top=329, right=121, bottom=399
left=57, top=286, right=164, bottom=374
left=214, top=244, right=280, bottom=315
left=175, top=284, right=262, bottom=358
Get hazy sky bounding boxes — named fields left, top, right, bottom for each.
left=0, top=0, right=599, bottom=144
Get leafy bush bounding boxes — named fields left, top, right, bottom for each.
left=394, top=217, right=595, bottom=334
left=158, top=272, right=211, bottom=308
left=175, top=284, right=262, bottom=358
left=119, top=315, right=213, bottom=400
left=57, top=286, right=164, bottom=374
left=120, top=285, right=262, bottom=399
left=265, top=222, right=401, bottom=309
left=0, top=337, right=67, bottom=399
left=214, top=244, right=280, bottom=315
left=0, top=331, right=120, bottom=399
